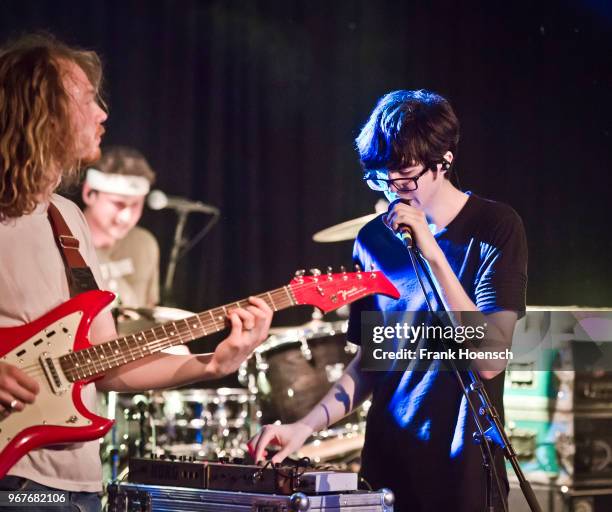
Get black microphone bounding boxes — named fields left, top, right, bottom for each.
left=147, top=189, right=219, bottom=215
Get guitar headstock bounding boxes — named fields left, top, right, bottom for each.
left=289, top=266, right=399, bottom=313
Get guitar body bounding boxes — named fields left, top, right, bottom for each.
left=0, top=269, right=399, bottom=477
left=0, top=290, right=115, bottom=478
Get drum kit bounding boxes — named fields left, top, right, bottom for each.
left=101, top=208, right=383, bottom=481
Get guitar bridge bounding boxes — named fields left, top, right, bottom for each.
left=39, top=353, right=66, bottom=394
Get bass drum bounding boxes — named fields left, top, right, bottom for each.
left=241, top=320, right=367, bottom=430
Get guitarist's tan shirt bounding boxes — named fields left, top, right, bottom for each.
left=0, top=194, right=114, bottom=492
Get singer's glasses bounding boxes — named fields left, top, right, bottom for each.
left=363, top=166, right=431, bottom=192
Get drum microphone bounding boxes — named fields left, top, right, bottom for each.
left=147, top=189, right=220, bottom=215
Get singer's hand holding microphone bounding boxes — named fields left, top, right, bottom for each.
left=383, top=199, right=443, bottom=262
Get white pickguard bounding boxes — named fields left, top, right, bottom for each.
left=0, top=311, right=93, bottom=451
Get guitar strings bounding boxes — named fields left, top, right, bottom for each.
left=19, top=274, right=379, bottom=381
left=62, top=290, right=296, bottom=379
left=18, top=285, right=293, bottom=374
left=19, top=276, right=357, bottom=378
left=22, top=273, right=373, bottom=380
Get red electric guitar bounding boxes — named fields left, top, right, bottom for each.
left=0, top=268, right=398, bottom=477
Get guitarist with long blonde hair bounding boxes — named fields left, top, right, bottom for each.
left=0, top=34, right=272, bottom=511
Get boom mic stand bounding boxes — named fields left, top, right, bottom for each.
left=162, top=209, right=219, bottom=305
left=163, top=209, right=189, bottom=305
left=405, top=241, right=541, bottom=512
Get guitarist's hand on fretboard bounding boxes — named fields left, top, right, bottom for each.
left=207, top=296, right=273, bottom=377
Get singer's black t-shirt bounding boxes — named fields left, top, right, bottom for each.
left=347, top=193, right=528, bottom=512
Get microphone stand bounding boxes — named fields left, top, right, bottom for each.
left=161, top=207, right=220, bottom=306
left=404, top=239, right=541, bottom=512
left=162, top=209, right=189, bottom=305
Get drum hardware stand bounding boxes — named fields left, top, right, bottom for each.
left=404, top=243, right=542, bottom=512
left=105, top=391, right=121, bottom=481
left=299, top=336, right=313, bottom=362
left=254, top=352, right=271, bottom=394
left=136, top=399, right=149, bottom=458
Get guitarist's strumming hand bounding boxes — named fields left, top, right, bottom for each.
left=208, top=296, right=273, bottom=377
left=0, top=363, right=39, bottom=417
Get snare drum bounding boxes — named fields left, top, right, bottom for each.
left=152, top=388, right=259, bottom=459
left=242, top=320, right=363, bottom=427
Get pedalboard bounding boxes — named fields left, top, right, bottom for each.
left=127, top=457, right=357, bottom=494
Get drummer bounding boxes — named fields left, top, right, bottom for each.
left=82, top=146, right=158, bottom=309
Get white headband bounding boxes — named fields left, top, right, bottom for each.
left=86, top=168, right=151, bottom=196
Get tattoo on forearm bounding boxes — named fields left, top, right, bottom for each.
left=320, top=404, right=331, bottom=427
left=333, top=384, right=351, bottom=415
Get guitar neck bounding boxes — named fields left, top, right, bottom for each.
left=59, top=286, right=296, bottom=382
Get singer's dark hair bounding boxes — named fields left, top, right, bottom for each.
left=93, top=146, right=156, bottom=184
left=355, top=89, right=459, bottom=176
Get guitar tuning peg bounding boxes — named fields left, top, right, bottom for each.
left=340, top=265, right=346, bottom=273
left=326, top=266, right=333, bottom=274
left=369, top=263, right=377, bottom=278
left=326, top=266, right=333, bottom=280
left=355, top=264, right=362, bottom=279
left=309, top=268, right=322, bottom=277
left=294, top=269, right=306, bottom=277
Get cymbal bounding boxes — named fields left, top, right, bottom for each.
left=312, top=213, right=379, bottom=243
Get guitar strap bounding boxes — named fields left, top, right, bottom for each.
left=47, top=202, right=100, bottom=296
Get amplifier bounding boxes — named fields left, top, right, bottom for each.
left=107, top=482, right=394, bottom=512
left=504, top=361, right=612, bottom=412
left=508, top=479, right=612, bottom=512
left=505, top=409, right=612, bottom=486
left=505, top=309, right=612, bottom=412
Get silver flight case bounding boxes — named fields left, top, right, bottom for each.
left=107, top=482, right=395, bottom=511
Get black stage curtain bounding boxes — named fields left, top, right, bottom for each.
left=1, top=0, right=611, bottom=325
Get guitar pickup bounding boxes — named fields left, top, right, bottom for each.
left=39, top=354, right=65, bottom=394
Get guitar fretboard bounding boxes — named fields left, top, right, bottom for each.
left=58, top=286, right=296, bottom=382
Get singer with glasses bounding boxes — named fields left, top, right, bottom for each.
left=249, top=89, right=528, bottom=512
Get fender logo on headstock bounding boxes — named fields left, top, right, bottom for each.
left=339, top=286, right=362, bottom=301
